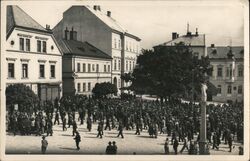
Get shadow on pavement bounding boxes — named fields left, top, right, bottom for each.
left=59, top=147, right=78, bottom=151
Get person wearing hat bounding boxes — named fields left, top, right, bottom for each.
left=105, top=141, right=112, bottom=154
left=74, top=131, right=81, bottom=150
left=112, top=141, right=117, bottom=154
left=41, top=136, right=48, bottom=154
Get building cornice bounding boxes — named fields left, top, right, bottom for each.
left=6, top=49, right=62, bottom=57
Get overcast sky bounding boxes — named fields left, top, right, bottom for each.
left=17, top=1, right=245, bottom=49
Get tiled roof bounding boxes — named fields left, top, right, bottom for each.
left=160, top=34, right=205, bottom=47
left=85, top=5, right=126, bottom=33
left=207, top=46, right=244, bottom=59
left=7, top=5, right=49, bottom=35
left=58, top=39, right=112, bottom=59
left=66, top=6, right=140, bottom=40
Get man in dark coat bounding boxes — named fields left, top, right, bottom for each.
left=72, top=120, right=77, bottom=136
left=62, top=117, right=67, bottom=131
left=173, top=138, right=179, bottom=155
left=54, top=111, right=60, bottom=125
left=105, top=141, right=112, bottom=154
left=74, top=131, right=81, bottom=150
left=228, top=134, right=233, bottom=152
left=117, top=122, right=124, bottom=138
left=97, top=122, right=103, bottom=138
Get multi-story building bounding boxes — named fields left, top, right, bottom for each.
left=53, top=5, right=141, bottom=93
left=208, top=44, right=244, bottom=103
left=5, top=5, right=62, bottom=102
left=154, top=29, right=206, bottom=58
left=56, top=28, right=112, bottom=96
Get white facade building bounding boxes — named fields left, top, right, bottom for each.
left=5, top=5, right=62, bottom=102
left=53, top=5, right=141, bottom=93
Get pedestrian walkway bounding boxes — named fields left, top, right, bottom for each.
left=6, top=121, right=242, bottom=155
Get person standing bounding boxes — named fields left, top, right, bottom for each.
left=117, top=122, right=124, bottom=138
left=62, top=117, right=67, bottom=131
left=105, top=141, right=112, bottom=154
left=54, top=111, right=60, bottom=125
left=72, top=120, right=77, bottom=136
left=41, top=136, right=48, bottom=154
left=228, top=134, right=233, bottom=152
left=112, top=141, right=117, bottom=154
left=87, top=116, right=92, bottom=132
left=97, top=122, right=103, bottom=138
left=74, top=131, right=81, bottom=150
left=212, top=132, right=219, bottom=150
left=173, top=138, right=179, bottom=155
left=164, top=138, right=170, bottom=154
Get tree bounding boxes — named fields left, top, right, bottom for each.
left=130, top=42, right=213, bottom=102
left=6, top=84, right=39, bottom=114
left=92, top=82, right=118, bottom=98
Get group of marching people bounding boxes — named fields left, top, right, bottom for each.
left=7, top=94, right=244, bottom=154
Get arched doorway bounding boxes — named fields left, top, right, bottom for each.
left=113, top=77, right=117, bottom=96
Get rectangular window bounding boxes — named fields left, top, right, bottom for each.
left=118, top=60, right=121, bottom=70
left=77, top=83, right=81, bottom=92
left=88, top=64, right=91, bottom=72
left=88, top=82, right=91, bottom=91
left=8, top=63, right=15, bottom=78
left=83, top=63, right=86, bottom=72
left=50, top=65, right=55, bottom=78
left=118, top=40, right=121, bottom=49
left=114, top=38, right=117, bottom=48
left=20, top=38, right=24, bottom=51
left=226, top=66, right=232, bottom=77
left=42, top=41, right=47, bottom=53
left=77, top=63, right=81, bottom=72
left=129, top=61, right=132, bottom=71
left=108, top=65, right=110, bottom=72
left=92, top=64, right=95, bottom=72
left=37, top=40, right=41, bottom=52
left=126, top=41, right=128, bottom=50
left=26, top=39, right=30, bottom=51
left=217, top=67, right=223, bottom=77
left=238, top=85, right=243, bottom=94
left=83, top=83, right=86, bottom=92
left=217, top=85, right=221, bottom=94
left=22, top=64, right=28, bottom=78
left=39, top=64, right=45, bottom=78
left=114, top=59, right=117, bottom=70
left=126, top=60, right=128, bottom=71
left=96, top=64, right=99, bottom=72
left=104, top=65, right=107, bottom=72
left=238, top=66, right=243, bottom=77
left=227, top=85, right=232, bottom=94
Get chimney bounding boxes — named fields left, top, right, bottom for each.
left=64, top=27, right=69, bottom=40
left=70, top=27, right=77, bottom=41
left=107, top=11, right=111, bottom=17
left=195, top=28, right=199, bottom=36
left=97, top=5, right=101, bottom=11
left=46, top=24, right=50, bottom=30
left=211, top=44, right=215, bottom=48
left=172, top=32, right=177, bottom=40
left=93, top=5, right=97, bottom=10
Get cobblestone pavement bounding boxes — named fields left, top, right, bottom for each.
left=6, top=121, right=242, bottom=155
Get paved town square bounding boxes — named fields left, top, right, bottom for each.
left=6, top=118, right=242, bottom=155
left=2, top=1, right=247, bottom=159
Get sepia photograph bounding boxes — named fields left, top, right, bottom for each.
left=0, top=0, right=249, bottom=160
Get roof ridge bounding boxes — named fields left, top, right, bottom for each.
left=14, top=5, right=46, bottom=30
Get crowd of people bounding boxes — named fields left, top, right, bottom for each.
left=6, top=94, right=244, bottom=154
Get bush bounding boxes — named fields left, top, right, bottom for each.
left=6, top=84, right=39, bottom=114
